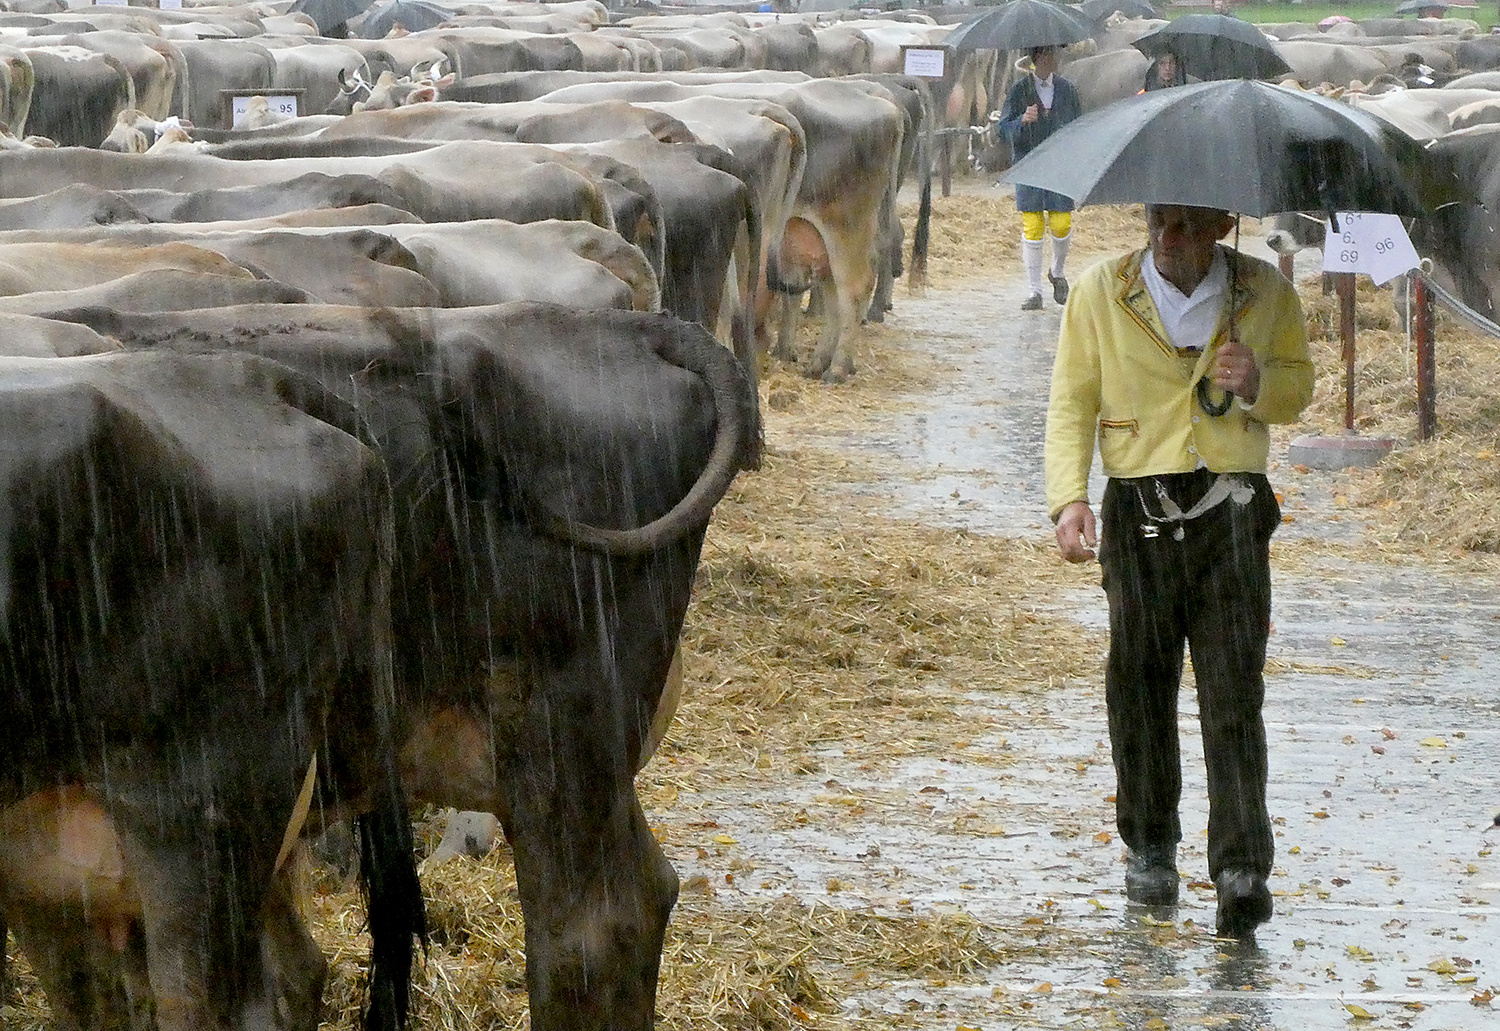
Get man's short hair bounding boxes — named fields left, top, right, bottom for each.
left=1029, top=45, right=1057, bottom=59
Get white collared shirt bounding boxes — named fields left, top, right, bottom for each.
left=1034, top=73, right=1055, bottom=110
left=1141, top=244, right=1228, bottom=352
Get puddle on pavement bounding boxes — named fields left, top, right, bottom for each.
left=679, top=255, right=1499, bottom=1028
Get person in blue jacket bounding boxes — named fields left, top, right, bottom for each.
left=996, top=45, right=1084, bottom=310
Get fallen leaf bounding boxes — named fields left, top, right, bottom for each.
left=1454, top=974, right=1479, bottom=984
left=712, top=834, right=737, bottom=845
left=1428, top=959, right=1458, bottom=975
left=1343, top=1002, right=1376, bottom=1020
left=1102, top=977, right=1122, bottom=988
left=1331, top=636, right=1347, bottom=646
left=1420, top=737, right=1447, bottom=748
left=1033, top=982, right=1052, bottom=993
left=1094, top=831, right=1112, bottom=843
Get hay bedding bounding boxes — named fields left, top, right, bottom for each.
left=8, top=183, right=1500, bottom=1029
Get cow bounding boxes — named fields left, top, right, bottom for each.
left=0, top=347, right=422, bottom=1031
left=35, top=300, right=760, bottom=1031
left=0, top=231, right=440, bottom=308
left=0, top=141, right=619, bottom=227
left=535, top=76, right=911, bottom=382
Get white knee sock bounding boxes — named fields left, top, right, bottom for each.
left=1023, top=238, right=1044, bottom=294
left=1051, top=233, right=1070, bottom=278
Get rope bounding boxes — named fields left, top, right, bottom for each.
left=1413, top=270, right=1500, bottom=341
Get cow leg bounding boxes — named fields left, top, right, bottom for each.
left=259, top=862, right=326, bottom=1031
left=772, top=289, right=802, bottom=363
left=806, top=282, right=850, bottom=383
left=6, top=906, right=145, bottom=1031
left=106, top=738, right=309, bottom=1031
left=504, top=629, right=681, bottom=1030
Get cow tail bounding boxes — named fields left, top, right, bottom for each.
left=908, top=81, right=933, bottom=291
left=732, top=186, right=764, bottom=469
left=357, top=780, right=426, bottom=1031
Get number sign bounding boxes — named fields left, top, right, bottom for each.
left=1320, top=212, right=1420, bottom=286
left=231, top=94, right=300, bottom=128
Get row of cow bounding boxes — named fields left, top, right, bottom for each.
left=0, top=1, right=953, bottom=1028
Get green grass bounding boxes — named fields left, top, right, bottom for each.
left=1180, top=1, right=1498, bottom=31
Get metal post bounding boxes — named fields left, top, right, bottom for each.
left=1336, top=271, right=1356, bottom=431
left=1414, top=271, right=1437, bottom=441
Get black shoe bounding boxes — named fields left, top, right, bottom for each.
left=1124, top=845, right=1179, bottom=905
left=1215, top=869, right=1273, bottom=937
left=1048, top=271, right=1069, bottom=305
left=1021, top=292, right=1043, bottom=311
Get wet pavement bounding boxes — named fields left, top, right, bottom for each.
left=671, top=230, right=1499, bottom=1029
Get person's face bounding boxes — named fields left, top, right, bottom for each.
left=1031, top=48, right=1059, bottom=79
left=1156, top=53, right=1177, bottom=80
left=1146, top=205, right=1235, bottom=292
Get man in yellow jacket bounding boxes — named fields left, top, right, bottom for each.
left=1044, top=205, right=1314, bottom=938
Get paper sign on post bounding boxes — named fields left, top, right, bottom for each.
left=1320, top=212, right=1420, bottom=285
left=902, top=46, right=947, bottom=79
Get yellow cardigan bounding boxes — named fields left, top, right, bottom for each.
left=1045, top=247, right=1314, bottom=522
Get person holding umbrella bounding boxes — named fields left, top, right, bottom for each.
left=995, top=45, right=1083, bottom=311
left=1141, top=51, right=1188, bottom=92
left=1044, top=204, right=1314, bottom=937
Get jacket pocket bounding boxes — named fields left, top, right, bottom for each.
left=1099, top=418, right=1139, bottom=437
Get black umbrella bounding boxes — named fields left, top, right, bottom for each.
left=944, top=0, right=1095, bottom=53
left=1130, top=14, right=1291, bottom=82
left=1395, top=0, right=1453, bottom=13
left=356, top=0, right=454, bottom=38
left=1002, top=79, right=1458, bottom=219
left=289, top=0, right=375, bottom=35
left=1080, top=0, right=1161, bottom=22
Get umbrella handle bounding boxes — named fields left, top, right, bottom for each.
left=1196, top=218, right=1240, bottom=419
left=1197, top=377, right=1234, bottom=417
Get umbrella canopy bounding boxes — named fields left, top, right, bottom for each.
left=1130, top=14, right=1292, bottom=82
left=944, top=0, right=1095, bottom=53
left=289, top=0, right=375, bottom=34
left=1001, top=79, right=1458, bottom=219
left=1080, top=0, right=1160, bottom=22
left=1395, top=0, right=1451, bottom=14
left=356, top=0, right=454, bottom=38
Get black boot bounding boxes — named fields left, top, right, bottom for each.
left=1048, top=271, right=1069, bottom=305
left=1215, top=869, right=1272, bottom=937
left=1124, top=844, right=1179, bottom=905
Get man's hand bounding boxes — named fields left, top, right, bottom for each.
left=1212, top=337, right=1260, bottom=402
left=1055, top=501, right=1097, bottom=563
left=1021, top=103, right=1040, bottom=124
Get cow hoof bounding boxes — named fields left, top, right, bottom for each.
left=820, top=367, right=850, bottom=385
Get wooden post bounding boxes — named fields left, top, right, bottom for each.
left=1278, top=253, right=1294, bottom=281
left=1336, top=271, right=1356, bottom=431
left=1414, top=271, right=1437, bottom=441
left=940, top=132, right=952, bottom=198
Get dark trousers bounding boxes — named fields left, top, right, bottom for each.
left=1099, top=469, right=1279, bottom=880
